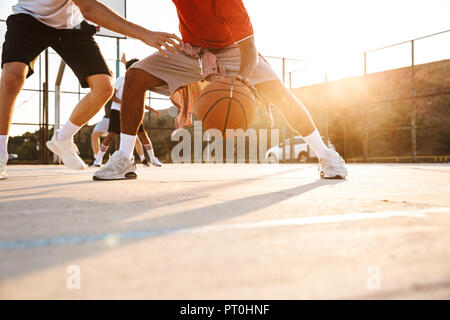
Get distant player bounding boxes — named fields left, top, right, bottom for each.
left=0, top=0, right=180, bottom=180
left=90, top=99, right=111, bottom=165
left=93, top=59, right=162, bottom=167
left=94, top=0, right=347, bottom=180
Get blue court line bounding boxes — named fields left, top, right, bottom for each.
left=1, top=206, right=448, bottom=250
left=0, top=228, right=178, bottom=250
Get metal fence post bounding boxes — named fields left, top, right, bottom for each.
left=289, top=72, right=292, bottom=90
left=324, top=72, right=329, bottom=147
left=116, top=38, right=120, bottom=78
left=411, top=40, right=417, bottom=162
left=363, top=52, right=369, bottom=162
left=41, top=49, right=49, bottom=164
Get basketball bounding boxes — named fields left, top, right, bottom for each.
left=196, top=78, right=257, bottom=135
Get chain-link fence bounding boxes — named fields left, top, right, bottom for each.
left=283, top=30, right=450, bottom=163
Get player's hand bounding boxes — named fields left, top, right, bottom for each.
left=235, top=75, right=263, bottom=104
left=139, top=31, right=183, bottom=58
left=120, top=53, right=127, bottom=65
left=154, top=110, right=161, bottom=119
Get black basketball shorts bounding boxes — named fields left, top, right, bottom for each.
left=1, top=13, right=111, bottom=88
left=108, top=109, right=145, bottom=134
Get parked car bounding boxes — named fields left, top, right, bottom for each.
left=266, top=136, right=335, bottom=163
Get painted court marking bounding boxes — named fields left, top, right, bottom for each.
left=0, top=207, right=449, bottom=250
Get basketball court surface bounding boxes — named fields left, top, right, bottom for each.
left=0, top=163, right=449, bottom=299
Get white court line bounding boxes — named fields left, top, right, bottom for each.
left=191, top=207, right=450, bottom=233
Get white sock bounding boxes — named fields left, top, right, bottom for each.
left=58, top=120, right=81, bottom=141
left=0, top=135, right=8, bottom=161
left=95, top=144, right=109, bottom=164
left=303, top=129, right=330, bottom=160
left=144, top=143, right=156, bottom=160
left=119, top=133, right=137, bottom=159
left=140, top=154, right=146, bottom=162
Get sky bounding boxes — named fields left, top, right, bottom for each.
left=1, top=0, right=449, bottom=136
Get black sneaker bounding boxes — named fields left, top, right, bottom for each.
left=142, top=159, right=150, bottom=167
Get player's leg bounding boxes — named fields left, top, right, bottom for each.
left=1, top=14, right=51, bottom=179
left=47, top=25, right=113, bottom=170
left=134, top=137, right=148, bottom=166
left=137, top=128, right=162, bottom=167
left=67, top=75, right=113, bottom=127
left=0, top=63, right=28, bottom=179
left=94, top=131, right=114, bottom=166
left=90, top=117, right=109, bottom=164
left=256, top=80, right=347, bottom=179
left=94, top=50, right=201, bottom=180
left=94, top=110, right=120, bottom=166
left=47, top=74, right=113, bottom=169
left=120, top=69, right=165, bottom=158
left=93, top=69, right=165, bottom=180
left=91, top=131, right=102, bottom=158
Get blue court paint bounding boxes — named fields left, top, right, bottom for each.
left=0, top=207, right=448, bottom=250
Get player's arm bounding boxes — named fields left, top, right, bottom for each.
left=111, top=89, right=121, bottom=104
left=236, top=36, right=258, bottom=81
left=145, top=106, right=160, bottom=118
left=219, top=0, right=257, bottom=81
left=72, top=0, right=182, bottom=57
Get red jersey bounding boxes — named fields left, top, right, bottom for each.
left=172, top=0, right=254, bottom=48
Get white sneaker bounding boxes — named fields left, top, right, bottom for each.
left=319, top=149, right=348, bottom=179
left=0, top=157, right=7, bottom=180
left=93, top=151, right=137, bottom=181
left=46, top=130, right=87, bottom=170
left=93, top=158, right=102, bottom=167
left=150, top=157, right=162, bottom=167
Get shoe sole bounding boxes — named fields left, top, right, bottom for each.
left=93, top=172, right=137, bottom=181
left=320, top=171, right=347, bottom=179
left=46, top=140, right=86, bottom=170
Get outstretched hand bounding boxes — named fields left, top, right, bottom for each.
left=120, top=53, right=127, bottom=65
left=140, top=31, right=183, bottom=58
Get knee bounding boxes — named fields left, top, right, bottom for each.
left=90, top=77, right=114, bottom=102
left=257, top=80, right=287, bottom=101
left=124, top=68, right=150, bottom=95
left=91, top=131, right=102, bottom=138
left=1, top=69, right=26, bottom=94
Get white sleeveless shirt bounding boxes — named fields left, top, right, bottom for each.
left=12, top=0, right=84, bottom=29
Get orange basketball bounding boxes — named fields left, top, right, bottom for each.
left=196, top=78, right=257, bottom=135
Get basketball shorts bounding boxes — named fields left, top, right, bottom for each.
left=108, top=110, right=144, bottom=134
left=130, top=45, right=279, bottom=97
left=1, top=13, right=111, bottom=88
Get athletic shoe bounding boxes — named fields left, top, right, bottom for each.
left=142, top=159, right=150, bottom=167
left=93, top=151, right=137, bottom=181
left=46, top=130, right=87, bottom=170
left=0, top=157, right=7, bottom=180
left=150, top=157, right=162, bottom=167
left=92, top=159, right=102, bottom=167
left=319, top=149, right=348, bottom=179
left=88, top=159, right=98, bottom=167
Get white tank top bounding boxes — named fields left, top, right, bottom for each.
left=12, top=0, right=84, bottom=29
